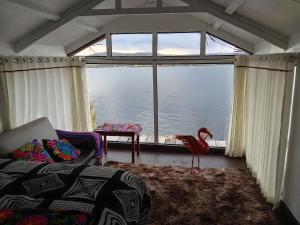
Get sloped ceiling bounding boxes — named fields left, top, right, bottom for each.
left=0, top=0, right=299, bottom=54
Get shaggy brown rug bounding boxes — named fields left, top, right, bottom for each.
left=105, top=161, right=280, bottom=225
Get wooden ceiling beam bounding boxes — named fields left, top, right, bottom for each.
left=213, top=0, right=246, bottom=30
left=13, top=0, right=289, bottom=52
left=13, top=0, right=105, bottom=53
left=182, top=0, right=289, bottom=49
left=81, top=6, right=203, bottom=16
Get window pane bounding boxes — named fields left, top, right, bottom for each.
left=75, top=38, right=106, bottom=56
left=157, top=32, right=200, bottom=56
left=206, top=34, right=248, bottom=55
left=111, top=33, right=152, bottom=56
left=158, top=64, right=233, bottom=145
left=86, top=65, right=154, bottom=142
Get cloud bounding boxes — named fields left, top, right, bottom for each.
left=158, top=48, right=199, bottom=56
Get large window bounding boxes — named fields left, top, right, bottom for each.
left=81, top=31, right=242, bottom=146
left=111, top=33, right=152, bottom=56
left=157, top=64, right=233, bottom=142
left=86, top=65, right=154, bottom=141
left=86, top=64, right=233, bottom=145
left=157, top=32, right=201, bottom=56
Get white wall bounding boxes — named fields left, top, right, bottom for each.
left=282, top=63, right=300, bottom=223
left=255, top=34, right=300, bottom=54
left=0, top=42, right=66, bottom=56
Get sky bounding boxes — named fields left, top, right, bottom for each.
left=76, top=33, right=247, bottom=56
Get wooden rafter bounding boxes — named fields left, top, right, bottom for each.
left=213, top=0, right=245, bottom=30
left=13, top=0, right=105, bottom=53
left=80, top=6, right=203, bottom=16
left=182, top=0, right=289, bottom=49
left=13, top=0, right=289, bottom=52
left=81, top=1, right=288, bottom=48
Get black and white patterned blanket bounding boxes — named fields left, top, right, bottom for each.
left=0, top=159, right=150, bottom=225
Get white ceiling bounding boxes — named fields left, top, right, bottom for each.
left=0, top=0, right=299, bottom=54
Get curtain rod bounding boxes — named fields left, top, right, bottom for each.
left=0, top=57, right=85, bottom=64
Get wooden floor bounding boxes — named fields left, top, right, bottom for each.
left=94, top=147, right=247, bottom=169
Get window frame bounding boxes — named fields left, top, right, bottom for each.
left=86, top=60, right=234, bottom=144
left=70, top=31, right=252, bottom=58
left=76, top=31, right=249, bottom=144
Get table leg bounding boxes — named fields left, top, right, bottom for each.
left=104, top=135, right=107, bottom=155
left=132, top=134, right=135, bottom=163
left=136, top=134, right=140, bottom=156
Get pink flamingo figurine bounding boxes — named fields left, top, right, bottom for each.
left=176, top=127, right=213, bottom=169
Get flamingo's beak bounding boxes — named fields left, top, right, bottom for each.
left=206, top=130, right=213, bottom=139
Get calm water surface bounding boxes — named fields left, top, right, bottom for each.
left=86, top=64, right=233, bottom=141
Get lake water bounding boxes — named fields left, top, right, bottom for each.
left=86, top=64, right=233, bottom=141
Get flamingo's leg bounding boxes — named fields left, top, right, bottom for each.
left=192, top=154, right=194, bottom=168
left=198, top=154, right=200, bottom=168
left=191, top=153, right=195, bottom=174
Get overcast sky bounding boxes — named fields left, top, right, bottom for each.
left=77, top=33, right=245, bottom=56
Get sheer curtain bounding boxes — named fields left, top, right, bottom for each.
left=226, top=54, right=295, bottom=204
left=0, top=57, right=92, bottom=132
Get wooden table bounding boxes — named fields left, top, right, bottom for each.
left=94, top=123, right=142, bottom=163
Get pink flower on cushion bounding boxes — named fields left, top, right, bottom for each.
left=30, top=153, right=46, bottom=162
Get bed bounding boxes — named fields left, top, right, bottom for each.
left=0, top=159, right=150, bottom=225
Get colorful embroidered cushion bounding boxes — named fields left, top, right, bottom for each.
left=0, top=209, right=96, bottom=225
left=11, top=139, right=54, bottom=163
left=43, top=139, right=81, bottom=161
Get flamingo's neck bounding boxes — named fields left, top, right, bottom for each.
left=198, top=133, right=209, bottom=149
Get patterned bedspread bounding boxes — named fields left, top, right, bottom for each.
left=0, top=159, right=150, bottom=225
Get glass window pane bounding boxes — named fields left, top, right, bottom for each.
left=75, top=38, right=106, bottom=56
left=86, top=65, right=154, bottom=142
left=158, top=64, right=233, bottom=145
left=157, top=32, right=200, bottom=56
left=206, top=34, right=248, bottom=55
left=111, top=33, right=152, bottom=56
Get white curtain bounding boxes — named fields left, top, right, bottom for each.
left=226, top=54, right=295, bottom=204
left=0, top=56, right=92, bottom=132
